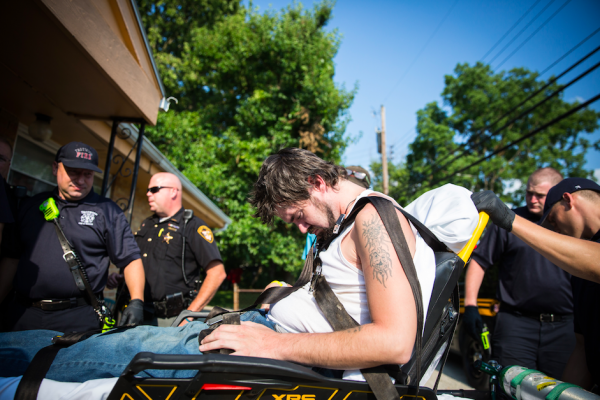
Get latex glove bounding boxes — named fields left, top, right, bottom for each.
left=471, top=190, right=515, bottom=232
left=106, top=273, right=124, bottom=289
left=119, top=299, right=144, bottom=326
left=463, top=305, right=484, bottom=341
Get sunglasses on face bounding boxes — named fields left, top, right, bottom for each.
left=346, top=168, right=370, bottom=184
left=147, top=186, right=176, bottom=194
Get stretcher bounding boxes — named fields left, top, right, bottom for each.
left=8, top=207, right=598, bottom=400
left=100, top=212, right=491, bottom=400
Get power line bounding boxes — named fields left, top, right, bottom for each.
left=481, top=0, right=544, bottom=61
left=419, top=45, right=600, bottom=178
left=382, top=0, right=459, bottom=103
left=431, top=57, right=600, bottom=176
left=392, top=135, right=417, bottom=151
left=406, top=0, right=563, bottom=172
left=495, top=0, right=572, bottom=69
left=381, top=20, right=599, bottom=171
left=425, top=92, right=600, bottom=189
left=390, top=125, right=417, bottom=148
left=488, top=0, right=556, bottom=65
left=540, top=25, right=600, bottom=76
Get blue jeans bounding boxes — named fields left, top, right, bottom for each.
left=0, top=310, right=276, bottom=382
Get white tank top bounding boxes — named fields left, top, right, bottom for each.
left=267, top=189, right=436, bottom=335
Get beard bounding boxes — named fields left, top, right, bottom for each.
left=309, top=197, right=337, bottom=243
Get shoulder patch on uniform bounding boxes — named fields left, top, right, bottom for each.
left=197, top=225, right=214, bottom=243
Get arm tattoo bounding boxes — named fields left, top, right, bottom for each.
left=362, top=215, right=392, bottom=288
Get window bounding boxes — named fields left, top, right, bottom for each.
left=8, top=135, right=56, bottom=196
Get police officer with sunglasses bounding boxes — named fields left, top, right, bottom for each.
left=108, top=172, right=226, bottom=327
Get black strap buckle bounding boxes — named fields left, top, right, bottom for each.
left=540, top=313, right=555, bottom=322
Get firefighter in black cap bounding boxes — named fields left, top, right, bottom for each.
left=464, top=168, right=574, bottom=379
left=473, top=177, right=600, bottom=391
left=0, top=141, right=145, bottom=332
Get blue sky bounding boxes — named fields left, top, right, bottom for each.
left=246, top=0, right=600, bottom=179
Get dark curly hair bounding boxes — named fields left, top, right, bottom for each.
left=249, top=148, right=346, bottom=225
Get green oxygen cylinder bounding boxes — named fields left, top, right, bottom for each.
left=499, top=366, right=600, bottom=400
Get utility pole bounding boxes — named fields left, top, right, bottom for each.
left=381, top=105, right=388, bottom=194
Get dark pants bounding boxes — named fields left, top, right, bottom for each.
left=5, top=300, right=99, bottom=333
left=492, top=311, right=575, bottom=378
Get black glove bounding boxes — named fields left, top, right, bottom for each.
left=119, top=299, right=144, bottom=326
left=463, top=305, right=484, bottom=341
left=471, top=190, right=515, bottom=232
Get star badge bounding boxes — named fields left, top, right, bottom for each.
left=163, top=232, right=173, bottom=244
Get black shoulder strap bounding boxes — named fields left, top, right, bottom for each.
left=339, top=196, right=448, bottom=253
left=14, top=330, right=101, bottom=400
left=51, top=219, right=103, bottom=320
left=181, top=209, right=194, bottom=285
left=313, top=275, right=405, bottom=400
left=238, top=248, right=315, bottom=312
left=313, top=197, right=423, bottom=395
left=395, top=208, right=448, bottom=253
left=368, top=197, right=424, bottom=386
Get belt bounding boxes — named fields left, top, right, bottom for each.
left=500, top=304, right=572, bottom=322
left=17, top=293, right=90, bottom=311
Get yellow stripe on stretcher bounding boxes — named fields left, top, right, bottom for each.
left=457, top=212, right=489, bottom=263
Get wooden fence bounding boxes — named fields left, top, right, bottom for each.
left=232, top=283, right=263, bottom=310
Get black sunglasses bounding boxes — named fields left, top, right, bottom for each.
left=147, top=186, right=176, bottom=194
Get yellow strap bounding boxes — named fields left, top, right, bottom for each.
left=458, top=212, right=489, bottom=263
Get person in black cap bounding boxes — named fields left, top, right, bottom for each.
left=464, top=168, right=574, bottom=379
left=345, top=166, right=371, bottom=189
left=472, top=177, right=600, bottom=391
left=0, top=141, right=146, bottom=333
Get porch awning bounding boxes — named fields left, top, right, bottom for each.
left=0, top=0, right=164, bottom=128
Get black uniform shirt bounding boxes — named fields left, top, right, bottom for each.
left=1, top=182, right=28, bottom=257
left=572, top=229, right=600, bottom=386
left=135, top=208, right=222, bottom=302
left=0, top=176, right=13, bottom=224
left=7, top=189, right=140, bottom=299
left=471, top=206, right=573, bottom=314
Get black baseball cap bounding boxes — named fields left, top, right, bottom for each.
left=345, top=165, right=371, bottom=189
left=540, top=177, right=600, bottom=226
left=55, top=141, right=102, bottom=173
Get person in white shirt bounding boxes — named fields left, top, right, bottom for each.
left=200, top=147, right=477, bottom=377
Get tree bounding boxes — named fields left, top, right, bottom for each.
left=374, top=62, right=599, bottom=205
left=138, top=1, right=355, bottom=286
left=370, top=160, right=410, bottom=205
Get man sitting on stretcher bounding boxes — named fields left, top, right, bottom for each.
left=0, top=148, right=478, bottom=384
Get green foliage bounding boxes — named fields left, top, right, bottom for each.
left=377, top=62, right=599, bottom=206
left=139, top=0, right=355, bottom=287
